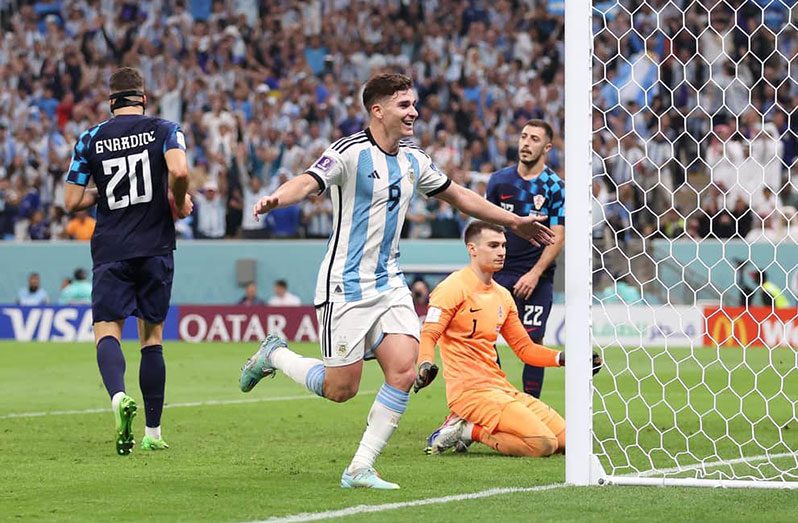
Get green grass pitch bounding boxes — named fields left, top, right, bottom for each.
left=1, top=341, right=796, bottom=522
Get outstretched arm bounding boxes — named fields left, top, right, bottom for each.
left=500, top=311, right=562, bottom=368
left=252, top=173, right=320, bottom=220
left=435, top=182, right=554, bottom=246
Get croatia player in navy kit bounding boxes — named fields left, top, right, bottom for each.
left=63, top=68, right=192, bottom=456
left=486, top=120, right=565, bottom=399
left=238, top=74, right=555, bottom=489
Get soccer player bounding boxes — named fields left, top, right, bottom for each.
left=239, top=73, right=554, bottom=489
left=486, top=120, right=565, bottom=399
left=415, top=221, right=601, bottom=457
left=63, top=67, right=192, bottom=456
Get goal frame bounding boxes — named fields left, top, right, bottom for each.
left=563, top=0, right=798, bottom=490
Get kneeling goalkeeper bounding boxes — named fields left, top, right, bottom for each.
left=415, top=220, right=601, bottom=457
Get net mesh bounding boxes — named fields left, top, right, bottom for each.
left=590, top=0, right=798, bottom=482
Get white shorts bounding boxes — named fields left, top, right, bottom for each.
left=316, top=287, right=420, bottom=367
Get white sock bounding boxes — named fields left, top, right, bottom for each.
left=145, top=426, right=161, bottom=440
left=111, top=391, right=125, bottom=412
left=348, top=401, right=402, bottom=472
left=270, top=346, right=323, bottom=387
left=462, top=421, right=475, bottom=444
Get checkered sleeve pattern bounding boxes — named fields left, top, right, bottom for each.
left=544, top=169, right=565, bottom=227
left=65, top=129, right=92, bottom=186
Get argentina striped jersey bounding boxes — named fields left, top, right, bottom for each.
left=306, top=129, right=451, bottom=306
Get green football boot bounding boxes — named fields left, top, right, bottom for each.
left=114, top=394, right=137, bottom=456
left=239, top=334, right=287, bottom=392
left=140, top=435, right=169, bottom=451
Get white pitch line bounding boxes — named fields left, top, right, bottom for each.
left=258, top=452, right=798, bottom=523
left=0, top=391, right=376, bottom=420
left=249, top=484, right=563, bottom=523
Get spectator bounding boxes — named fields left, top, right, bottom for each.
left=238, top=282, right=264, bottom=306
left=240, top=175, right=269, bottom=239
left=59, top=267, right=91, bottom=304
left=65, top=209, right=95, bottom=241
left=17, top=272, right=49, bottom=305
left=267, top=279, right=301, bottom=306
left=595, top=274, right=643, bottom=305
left=266, top=204, right=302, bottom=239
left=301, top=193, right=333, bottom=239
left=410, top=277, right=430, bottom=317
left=27, top=208, right=50, bottom=240
left=194, top=180, right=226, bottom=239
left=752, top=270, right=791, bottom=309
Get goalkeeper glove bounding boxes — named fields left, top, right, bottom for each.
left=592, top=352, right=603, bottom=375
left=414, top=361, right=439, bottom=393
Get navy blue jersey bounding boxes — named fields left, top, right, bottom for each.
left=486, top=165, right=565, bottom=280
left=66, top=115, right=185, bottom=265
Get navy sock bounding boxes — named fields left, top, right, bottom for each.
left=139, top=345, right=166, bottom=428
left=96, top=336, right=126, bottom=398
left=522, top=364, right=545, bottom=398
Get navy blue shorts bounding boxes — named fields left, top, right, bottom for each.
left=92, top=254, right=174, bottom=324
left=494, top=274, right=553, bottom=342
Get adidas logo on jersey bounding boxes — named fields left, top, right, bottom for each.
left=367, top=170, right=380, bottom=179
left=335, top=285, right=343, bottom=293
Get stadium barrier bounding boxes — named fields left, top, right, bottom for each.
left=0, top=305, right=316, bottom=343
left=5, top=303, right=795, bottom=348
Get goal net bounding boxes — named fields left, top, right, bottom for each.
left=566, top=0, right=798, bottom=488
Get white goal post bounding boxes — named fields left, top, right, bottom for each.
left=565, top=0, right=798, bottom=489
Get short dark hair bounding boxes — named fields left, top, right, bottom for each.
left=463, top=221, right=505, bottom=244
left=523, top=119, right=554, bottom=142
left=73, top=268, right=87, bottom=281
left=275, top=279, right=288, bottom=288
left=362, top=73, right=413, bottom=113
left=109, top=67, right=144, bottom=94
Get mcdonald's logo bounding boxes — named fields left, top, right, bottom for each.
left=706, top=312, right=750, bottom=347
left=704, top=306, right=798, bottom=348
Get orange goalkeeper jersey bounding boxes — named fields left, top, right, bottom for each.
left=419, top=267, right=561, bottom=403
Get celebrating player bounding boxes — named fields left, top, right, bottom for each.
left=416, top=221, right=601, bottom=457
left=238, top=73, right=554, bottom=489
left=63, top=67, right=192, bottom=455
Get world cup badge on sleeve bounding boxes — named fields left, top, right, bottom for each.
left=313, top=155, right=334, bottom=174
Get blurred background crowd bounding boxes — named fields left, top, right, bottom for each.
left=0, top=0, right=796, bottom=247
left=0, top=0, right=566, bottom=241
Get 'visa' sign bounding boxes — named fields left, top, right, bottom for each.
left=1, top=307, right=95, bottom=341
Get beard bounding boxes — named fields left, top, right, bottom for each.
left=519, top=152, right=543, bottom=166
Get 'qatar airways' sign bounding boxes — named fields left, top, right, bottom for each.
left=177, top=306, right=319, bottom=343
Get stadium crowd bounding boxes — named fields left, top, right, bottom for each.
left=591, top=0, right=798, bottom=247
left=0, top=0, right=796, bottom=244
left=0, top=0, right=566, bottom=241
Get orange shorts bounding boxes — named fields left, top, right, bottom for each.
left=449, top=387, right=562, bottom=436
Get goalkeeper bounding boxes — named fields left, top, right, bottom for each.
left=415, top=221, right=602, bottom=457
